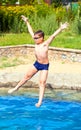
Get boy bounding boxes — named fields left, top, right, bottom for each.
left=8, top=15, right=68, bottom=107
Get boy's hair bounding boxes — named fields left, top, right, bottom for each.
left=34, top=30, right=44, bottom=38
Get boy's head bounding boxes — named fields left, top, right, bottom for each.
left=34, top=30, right=44, bottom=44
left=34, top=30, right=44, bottom=39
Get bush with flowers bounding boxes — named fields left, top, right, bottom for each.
left=0, top=3, right=81, bottom=34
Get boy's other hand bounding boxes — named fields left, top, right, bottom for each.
left=60, top=22, right=69, bottom=30
left=21, top=15, right=28, bottom=22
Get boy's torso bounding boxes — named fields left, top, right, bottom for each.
left=35, top=44, right=49, bottom=64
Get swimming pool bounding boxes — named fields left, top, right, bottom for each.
left=0, top=89, right=81, bottom=130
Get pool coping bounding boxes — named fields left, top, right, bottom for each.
left=0, top=71, right=81, bottom=90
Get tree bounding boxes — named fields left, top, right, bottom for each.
left=52, top=0, right=62, bottom=7
left=0, top=0, right=18, bottom=5
left=19, top=0, right=34, bottom=5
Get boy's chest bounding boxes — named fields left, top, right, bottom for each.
left=35, top=45, right=48, bottom=54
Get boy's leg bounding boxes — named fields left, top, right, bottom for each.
left=35, top=70, right=48, bottom=107
left=8, top=65, right=38, bottom=94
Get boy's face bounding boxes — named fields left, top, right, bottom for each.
left=34, top=34, right=44, bottom=44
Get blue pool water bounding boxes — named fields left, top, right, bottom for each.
left=0, top=95, right=81, bottom=130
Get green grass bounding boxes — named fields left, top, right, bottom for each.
left=0, top=32, right=81, bottom=49
left=51, top=32, right=81, bottom=49
left=0, top=57, right=23, bottom=68
left=0, top=55, right=34, bottom=69
left=0, top=33, right=34, bottom=46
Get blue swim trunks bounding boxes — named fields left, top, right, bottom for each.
left=33, top=61, right=49, bottom=71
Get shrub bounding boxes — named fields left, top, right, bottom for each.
left=71, top=4, right=81, bottom=34
left=28, top=14, right=58, bottom=35
left=0, top=3, right=80, bottom=34
left=0, top=5, right=36, bottom=32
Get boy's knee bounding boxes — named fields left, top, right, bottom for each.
left=24, top=74, right=31, bottom=80
left=23, top=77, right=27, bottom=82
left=39, top=80, right=46, bottom=86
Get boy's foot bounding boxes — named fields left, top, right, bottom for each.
left=35, top=102, right=41, bottom=108
left=8, top=87, right=18, bottom=94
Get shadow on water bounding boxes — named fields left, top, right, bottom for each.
left=45, top=88, right=81, bottom=102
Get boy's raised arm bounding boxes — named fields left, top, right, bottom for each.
left=44, top=22, right=69, bottom=46
left=21, top=15, right=34, bottom=38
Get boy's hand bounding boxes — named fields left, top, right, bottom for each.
left=60, top=22, right=69, bottom=30
left=21, top=15, right=28, bottom=22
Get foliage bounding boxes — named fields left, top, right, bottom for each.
left=0, top=0, right=35, bottom=5
left=19, top=0, right=34, bottom=5
left=52, top=0, right=62, bottom=7
left=0, top=5, right=36, bottom=32
left=0, top=2, right=81, bottom=35
left=30, top=14, right=58, bottom=35
left=34, top=3, right=53, bottom=17
left=71, top=3, right=81, bottom=34
left=0, top=4, right=55, bottom=33
left=0, top=0, right=17, bottom=5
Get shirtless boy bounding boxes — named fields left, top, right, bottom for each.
left=8, top=15, right=68, bottom=107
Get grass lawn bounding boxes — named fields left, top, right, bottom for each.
left=51, top=32, right=81, bottom=49
left=0, top=32, right=81, bottom=49
left=0, top=33, right=34, bottom=46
